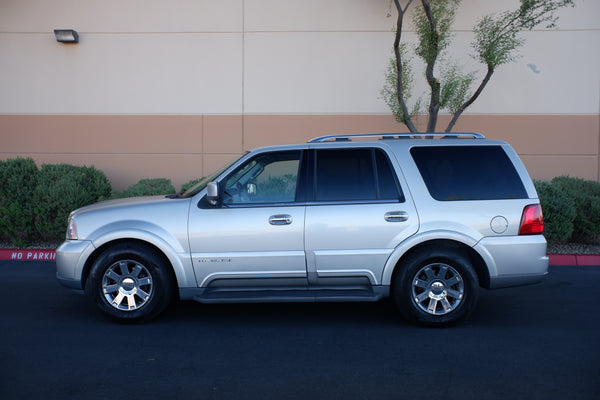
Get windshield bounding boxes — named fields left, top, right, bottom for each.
left=179, top=152, right=249, bottom=198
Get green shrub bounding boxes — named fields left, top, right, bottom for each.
left=32, top=164, right=112, bottom=239
left=181, top=178, right=202, bottom=193
left=551, top=176, right=600, bottom=244
left=535, top=180, right=576, bottom=243
left=1, top=159, right=112, bottom=246
left=0, top=202, right=35, bottom=248
left=118, top=178, right=176, bottom=198
left=0, top=158, right=39, bottom=246
left=0, top=157, right=38, bottom=202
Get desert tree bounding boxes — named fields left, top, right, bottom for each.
left=382, top=0, right=575, bottom=133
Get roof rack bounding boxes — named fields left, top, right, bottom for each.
left=308, top=133, right=485, bottom=143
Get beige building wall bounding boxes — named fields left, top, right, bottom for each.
left=1, top=0, right=599, bottom=189
left=2, top=114, right=598, bottom=190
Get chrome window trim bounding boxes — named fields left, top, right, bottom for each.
left=217, top=199, right=403, bottom=209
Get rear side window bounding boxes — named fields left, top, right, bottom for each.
left=410, top=146, right=527, bottom=201
left=314, top=148, right=403, bottom=202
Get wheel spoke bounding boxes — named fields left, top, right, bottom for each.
left=423, top=266, right=435, bottom=281
left=112, top=291, right=126, bottom=307
left=445, top=275, right=462, bottom=287
left=137, top=277, right=152, bottom=287
left=118, top=261, right=129, bottom=276
left=416, top=290, right=430, bottom=303
left=446, top=289, right=463, bottom=300
left=437, top=264, right=449, bottom=279
left=440, top=297, right=453, bottom=312
left=131, top=264, right=143, bottom=278
left=103, top=284, right=120, bottom=294
left=137, top=289, right=150, bottom=302
left=125, top=294, right=137, bottom=310
left=414, top=278, right=429, bottom=289
left=427, top=298, right=438, bottom=313
left=106, top=269, right=122, bottom=282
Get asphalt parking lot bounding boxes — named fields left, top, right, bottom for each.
left=0, top=261, right=598, bottom=400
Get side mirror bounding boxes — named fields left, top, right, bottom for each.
left=206, top=181, right=219, bottom=206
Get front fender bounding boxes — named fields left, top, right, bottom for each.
left=89, top=224, right=195, bottom=288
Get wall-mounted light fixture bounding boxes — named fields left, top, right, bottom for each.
left=53, top=29, right=79, bottom=43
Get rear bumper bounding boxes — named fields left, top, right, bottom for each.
left=487, top=272, right=547, bottom=289
left=475, top=235, right=549, bottom=289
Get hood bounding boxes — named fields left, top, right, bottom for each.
left=70, top=195, right=189, bottom=217
left=68, top=195, right=192, bottom=242
left=71, top=195, right=181, bottom=217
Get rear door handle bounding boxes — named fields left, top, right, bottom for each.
left=384, top=211, right=409, bottom=222
left=269, top=214, right=293, bottom=225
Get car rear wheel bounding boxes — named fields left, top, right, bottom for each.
left=85, top=243, right=173, bottom=322
left=393, top=247, right=479, bottom=327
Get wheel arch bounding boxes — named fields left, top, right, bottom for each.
left=81, top=238, right=180, bottom=298
left=385, top=238, right=491, bottom=289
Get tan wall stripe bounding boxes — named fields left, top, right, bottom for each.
left=1, top=114, right=598, bottom=190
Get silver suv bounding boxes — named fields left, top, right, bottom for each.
left=56, top=133, right=548, bottom=326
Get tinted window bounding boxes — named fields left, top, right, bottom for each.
left=410, top=146, right=527, bottom=201
left=315, top=148, right=402, bottom=202
left=376, top=149, right=405, bottom=201
left=223, top=151, right=301, bottom=205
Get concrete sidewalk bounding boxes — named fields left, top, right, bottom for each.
left=1, top=248, right=599, bottom=266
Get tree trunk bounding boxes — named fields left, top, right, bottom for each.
left=421, top=0, right=440, bottom=133
left=393, top=0, right=418, bottom=133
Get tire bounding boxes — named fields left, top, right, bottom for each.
left=392, top=247, right=479, bottom=327
left=85, top=243, right=174, bottom=322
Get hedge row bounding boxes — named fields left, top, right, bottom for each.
left=0, top=158, right=198, bottom=247
left=0, top=158, right=112, bottom=247
left=535, top=176, right=600, bottom=244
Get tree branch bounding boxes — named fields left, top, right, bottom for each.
left=445, top=66, right=494, bottom=132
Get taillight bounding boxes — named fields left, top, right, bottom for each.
left=519, top=204, right=544, bottom=235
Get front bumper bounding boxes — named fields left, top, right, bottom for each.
left=56, top=240, right=95, bottom=291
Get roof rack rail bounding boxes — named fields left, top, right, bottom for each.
left=308, top=133, right=485, bottom=143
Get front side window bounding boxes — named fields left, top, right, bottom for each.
left=314, top=148, right=403, bottom=202
left=181, top=152, right=249, bottom=198
left=222, top=151, right=301, bottom=205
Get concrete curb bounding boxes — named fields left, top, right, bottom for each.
left=2, top=248, right=599, bottom=266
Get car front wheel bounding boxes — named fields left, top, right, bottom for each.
left=85, top=243, right=173, bottom=322
left=393, top=247, right=479, bottom=327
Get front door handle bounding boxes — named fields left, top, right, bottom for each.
left=269, top=214, right=293, bottom=225
left=384, top=211, right=409, bottom=222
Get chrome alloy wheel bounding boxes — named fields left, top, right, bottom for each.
left=102, top=260, right=154, bottom=311
left=411, top=263, right=464, bottom=315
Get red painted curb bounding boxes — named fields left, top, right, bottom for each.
left=0, top=249, right=56, bottom=261
left=548, top=254, right=577, bottom=266
left=548, top=254, right=600, bottom=266
left=575, top=255, right=600, bottom=266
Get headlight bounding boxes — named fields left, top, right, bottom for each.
left=66, top=216, right=78, bottom=240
